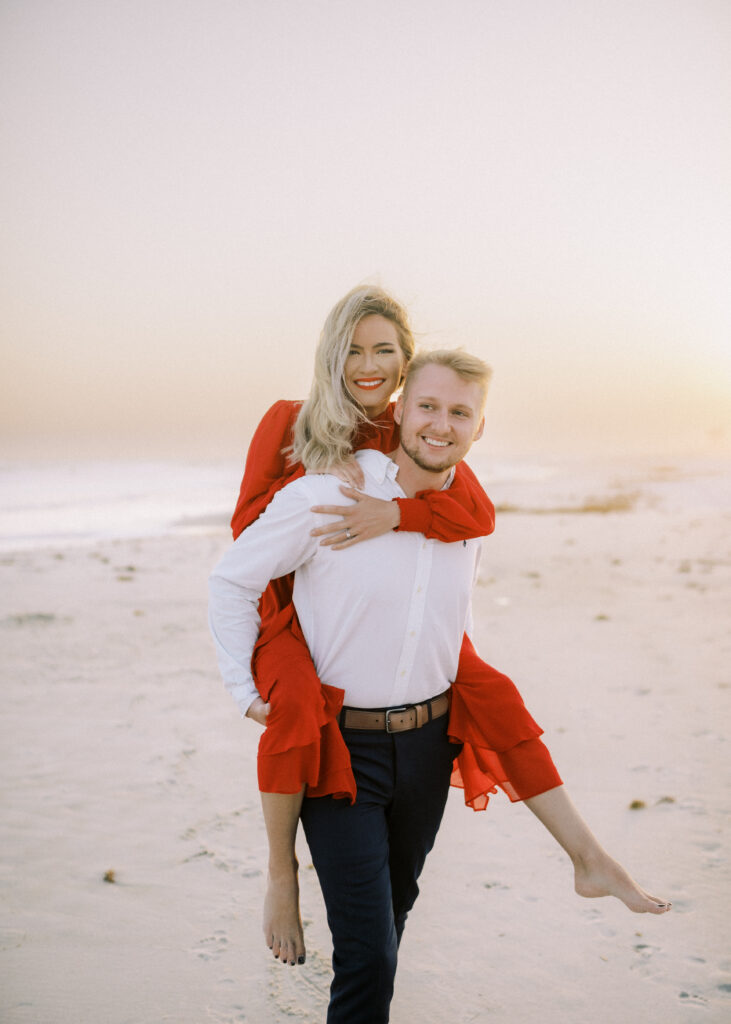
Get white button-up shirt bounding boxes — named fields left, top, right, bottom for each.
left=209, top=449, right=481, bottom=715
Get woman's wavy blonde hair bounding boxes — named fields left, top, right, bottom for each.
left=289, top=285, right=415, bottom=471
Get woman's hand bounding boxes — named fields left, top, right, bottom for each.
left=245, top=697, right=271, bottom=726
left=306, top=457, right=365, bottom=489
left=311, top=485, right=401, bottom=549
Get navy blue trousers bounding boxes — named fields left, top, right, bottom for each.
left=300, top=713, right=458, bottom=1024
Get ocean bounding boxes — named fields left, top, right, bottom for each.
left=0, top=459, right=243, bottom=552
left=0, top=453, right=728, bottom=553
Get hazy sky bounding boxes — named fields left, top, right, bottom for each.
left=2, top=0, right=730, bottom=460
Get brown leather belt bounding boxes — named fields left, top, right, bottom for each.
left=339, top=692, right=450, bottom=734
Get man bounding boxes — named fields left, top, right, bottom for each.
left=209, top=349, right=670, bottom=1023
left=210, top=349, right=488, bottom=1021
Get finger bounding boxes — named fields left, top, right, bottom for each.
left=311, top=521, right=351, bottom=538
left=310, top=503, right=354, bottom=515
left=323, top=535, right=366, bottom=549
left=338, top=485, right=363, bottom=498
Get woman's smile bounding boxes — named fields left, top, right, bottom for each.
left=344, top=315, right=405, bottom=417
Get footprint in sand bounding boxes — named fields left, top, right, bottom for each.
left=3, top=612, right=57, bottom=626
left=632, top=942, right=659, bottom=961
left=678, top=990, right=709, bottom=1007
left=268, top=946, right=330, bottom=1016
left=193, top=931, right=229, bottom=961
left=204, top=1003, right=246, bottom=1023
left=629, top=941, right=667, bottom=979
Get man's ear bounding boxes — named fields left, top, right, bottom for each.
left=473, top=416, right=485, bottom=442
left=394, top=394, right=404, bottom=425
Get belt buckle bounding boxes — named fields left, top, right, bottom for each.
left=385, top=706, right=408, bottom=733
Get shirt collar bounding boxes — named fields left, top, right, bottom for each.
left=355, top=449, right=456, bottom=491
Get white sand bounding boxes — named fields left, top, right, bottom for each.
left=1, top=471, right=730, bottom=1023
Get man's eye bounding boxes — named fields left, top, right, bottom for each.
left=419, top=403, right=434, bottom=410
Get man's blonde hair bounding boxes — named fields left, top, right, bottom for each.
left=403, top=349, right=492, bottom=409
left=290, top=285, right=415, bottom=470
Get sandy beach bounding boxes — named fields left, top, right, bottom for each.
left=1, top=458, right=730, bottom=1023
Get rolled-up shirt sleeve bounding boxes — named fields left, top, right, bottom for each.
left=208, top=480, right=318, bottom=716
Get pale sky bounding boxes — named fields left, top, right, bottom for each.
left=1, top=0, right=730, bottom=460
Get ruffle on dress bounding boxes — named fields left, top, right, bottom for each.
left=252, top=589, right=561, bottom=810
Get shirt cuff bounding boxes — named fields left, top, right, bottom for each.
left=226, top=681, right=260, bottom=718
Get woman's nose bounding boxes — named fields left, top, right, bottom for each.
left=360, top=350, right=377, bottom=372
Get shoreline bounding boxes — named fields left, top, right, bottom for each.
left=1, top=452, right=729, bottom=556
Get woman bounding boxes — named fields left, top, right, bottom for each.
left=227, top=285, right=670, bottom=967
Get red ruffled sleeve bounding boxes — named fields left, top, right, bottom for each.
left=394, top=460, right=495, bottom=541
left=231, top=400, right=304, bottom=540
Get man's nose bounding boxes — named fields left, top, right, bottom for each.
left=430, top=408, right=450, bottom=433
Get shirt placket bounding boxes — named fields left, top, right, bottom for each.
left=389, top=537, right=434, bottom=705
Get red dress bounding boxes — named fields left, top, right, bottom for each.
left=232, top=400, right=561, bottom=810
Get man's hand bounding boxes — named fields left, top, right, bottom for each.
left=310, top=486, right=401, bottom=549
left=246, top=697, right=271, bottom=726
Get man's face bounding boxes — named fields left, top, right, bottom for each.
left=394, top=363, right=485, bottom=474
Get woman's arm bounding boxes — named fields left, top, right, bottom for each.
left=311, top=459, right=495, bottom=548
left=395, top=461, right=495, bottom=541
left=230, top=400, right=304, bottom=539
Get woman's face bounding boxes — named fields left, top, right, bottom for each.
left=344, top=314, right=405, bottom=418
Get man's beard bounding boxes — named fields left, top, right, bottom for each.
left=399, top=435, right=457, bottom=474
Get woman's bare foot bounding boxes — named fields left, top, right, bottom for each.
left=573, top=849, right=671, bottom=914
left=263, top=864, right=306, bottom=965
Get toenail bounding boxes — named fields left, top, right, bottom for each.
left=298, top=956, right=305, bottom=965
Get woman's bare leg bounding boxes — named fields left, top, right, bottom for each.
left=247, top=699, right=307, bottom=965
left=261, top=788, right=307, bottom=964
left=524, top=786, right=671, bottom=914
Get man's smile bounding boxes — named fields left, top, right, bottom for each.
left=422, top=436, right=451, bottom=448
